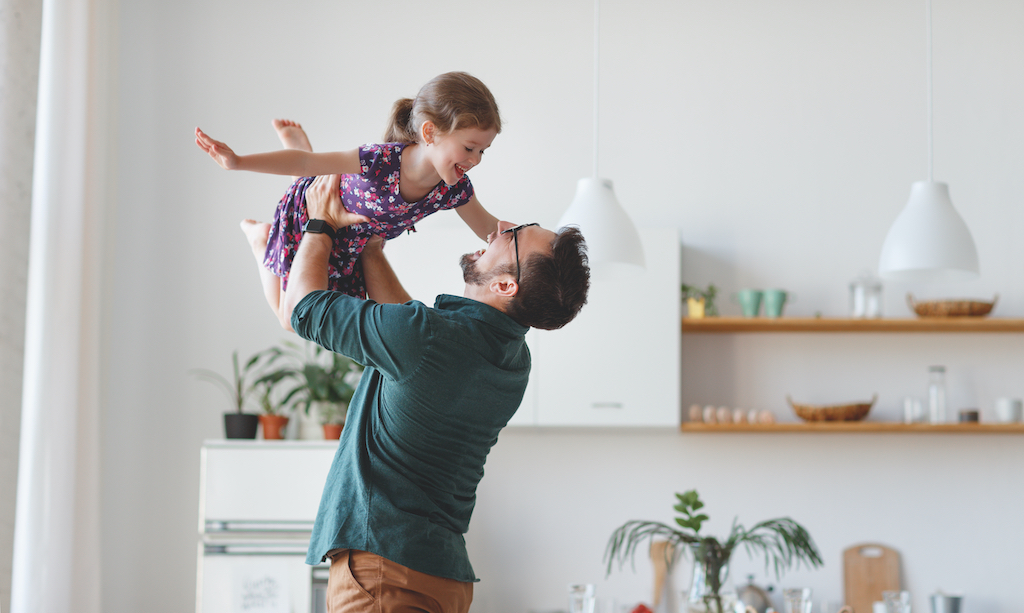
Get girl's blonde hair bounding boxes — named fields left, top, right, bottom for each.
left=383, top=72, right=501, bottom=143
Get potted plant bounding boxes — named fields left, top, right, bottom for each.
left=682, top=284, right=719, bottom=318
left=262, top=340, right=362, bottom=439
left=319, top=402, right=346, bottom=440
left=605, top=489, right=823, bottom=613
left=250, top=366, right=295, bottom=440
left=190, top=349, right=285, bottom=439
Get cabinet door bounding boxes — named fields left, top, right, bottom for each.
left=525, top=227, right=680, bottom=426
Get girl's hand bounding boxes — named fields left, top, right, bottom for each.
left=305, top=174, right=372, bottom=230
left=195, top=127, right=240, bottom=170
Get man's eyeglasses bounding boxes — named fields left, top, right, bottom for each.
left=500, top=223, right=540, bottom=281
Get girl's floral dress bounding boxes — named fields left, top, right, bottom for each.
left=264, top=142, right=474, bottom=298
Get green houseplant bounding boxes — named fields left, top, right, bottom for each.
left=260, top=340, right=363, bottom=439
left=682, top=284, right=719, bottom=317
left=606, top=489, right=823, bottom=613
left=191, top=348, right=289, bottom=439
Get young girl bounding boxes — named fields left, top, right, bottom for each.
left=195, top=71, right=502, bottom=329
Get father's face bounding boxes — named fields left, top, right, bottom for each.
left=460, top=221, right=556, bottom=286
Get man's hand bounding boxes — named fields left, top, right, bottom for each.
left=304, top=174, right=371, bottom=230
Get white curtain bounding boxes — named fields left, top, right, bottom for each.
left=0, top=0, right=43, bottom=608
left=10, top=0, right=112, bottom=609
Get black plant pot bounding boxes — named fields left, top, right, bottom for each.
left=224, top=413, right=259, bottom=439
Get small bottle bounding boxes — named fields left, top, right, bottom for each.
left=928, top=366, right=947, bottom=424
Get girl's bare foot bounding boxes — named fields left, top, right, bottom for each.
left=240, top=219, right=272, bottom=261
left=272, top=119, right=313, bottom=152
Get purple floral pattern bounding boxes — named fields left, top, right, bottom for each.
left=264, top=143, right=474, bottom=298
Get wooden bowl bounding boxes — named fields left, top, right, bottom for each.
left=907, top=293, right=997, bottom=318
left=787, top=395, right=876, bottom=422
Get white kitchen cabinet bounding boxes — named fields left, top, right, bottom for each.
left=509, top=227, right=680, bottom=426
left=376, top=224, right=681, bottom=427
left=197, top=440, right=338, bottom=613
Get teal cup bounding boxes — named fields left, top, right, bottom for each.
left=737, top=289, right=763, bottom=317
left=763, top=289, right=788, bottom=318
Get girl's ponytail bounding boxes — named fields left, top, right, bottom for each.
left=383, top=72, right=501, bottom=145
left=383, top=98, right=416, bottom=143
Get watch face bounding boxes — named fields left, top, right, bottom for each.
left=304, top=219, right=334, bottom=237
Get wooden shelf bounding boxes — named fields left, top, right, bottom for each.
left=681, top=316, right=1024, bottom=333
left=680, top=422, right=1024, bottom=433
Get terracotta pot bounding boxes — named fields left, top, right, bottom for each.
left=258, top=414, right=290, bottom=440
left=223, top=413, right=258, bottom=439
left=322, top=423, right=343, bottom=440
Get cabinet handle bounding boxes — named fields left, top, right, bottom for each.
left=592, top=402, right=624, bottom=409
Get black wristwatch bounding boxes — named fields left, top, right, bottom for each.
left=302, top=219, right=336, bottom=239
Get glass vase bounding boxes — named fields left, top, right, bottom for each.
left=685, top=549, right=742, bottom=613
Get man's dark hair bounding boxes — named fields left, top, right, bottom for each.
left=505, top=226, right=590, bottom=330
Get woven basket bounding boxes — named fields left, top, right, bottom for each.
left=907, top=293, right=997, bottom=318
left=787, top=395, right=876, bottom=422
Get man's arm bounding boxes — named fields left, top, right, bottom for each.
left=282, top=174, right=409, bottom=327
left=282, top=174, right=345, bottom=326
left=362, top=236, right=412, bottom=305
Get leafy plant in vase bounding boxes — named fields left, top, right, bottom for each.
left=682, top=284, right=719, bottom=318
left=319, top=402, right=346, bottom=440
left=191, top=349, right=289, bottom=439
left=606, top=489, right=823, bottom=613
left=250, top=365, right=297, bottom=439
left=263, top=340, right=362, bottom=440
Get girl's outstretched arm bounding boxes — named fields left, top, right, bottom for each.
left=195, top=127, right=362, bottom=176
left=456, top=195, right=500, bottom=241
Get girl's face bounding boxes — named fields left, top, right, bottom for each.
left=425, top=124, right=498, bottom=186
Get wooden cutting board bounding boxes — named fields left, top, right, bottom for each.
left=843, top=543, right=901, bottom=613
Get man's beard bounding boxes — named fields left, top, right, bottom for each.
left=460, top=253, right=517, bottom=286
left=460, top=253, right=488, bottom=286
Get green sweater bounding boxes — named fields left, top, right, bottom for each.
left=293, top=291, right=530, bottom=581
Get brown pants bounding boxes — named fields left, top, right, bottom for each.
left=327, top=549, right=473, bottom=613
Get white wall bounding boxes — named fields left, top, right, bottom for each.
left=103, top=1, right=1024, bottom=612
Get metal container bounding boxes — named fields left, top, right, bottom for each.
left=930, top=593, right=962, bottom=613
left=738, top=575, right=772, bottom=613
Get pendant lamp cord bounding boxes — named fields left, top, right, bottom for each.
left=593, top=0, right=600, bottom=179
left=926, top=0, right=933, bottom=182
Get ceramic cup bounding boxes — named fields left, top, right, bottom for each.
left=994, top=397, right=1023, bottom=423
left=737, top=289, right=763, bottom=317
left=763, top=289, right=789, bottom=318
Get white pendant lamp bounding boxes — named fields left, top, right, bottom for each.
left=557, top=0, right=645, bottom=270
left=878, top=0, right=979, bottom=282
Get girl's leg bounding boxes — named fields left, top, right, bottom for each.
left=272, top=119, right=313, bottom=182
left=240, top=219, right=291, bottom=330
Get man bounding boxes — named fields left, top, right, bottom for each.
left=282, top=173, right=590, bottom=613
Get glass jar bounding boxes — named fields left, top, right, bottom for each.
left=849, top=272, right=883, bottom=318
left=928, top=366, right=947, bottom=424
